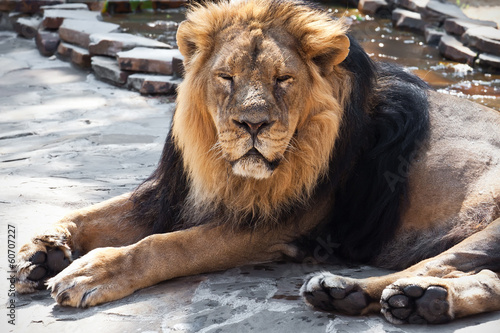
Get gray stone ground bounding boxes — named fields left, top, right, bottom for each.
left=0, top=31, right=499, bottom=333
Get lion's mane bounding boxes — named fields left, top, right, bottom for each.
left=132, top=0, right=430, bottom=263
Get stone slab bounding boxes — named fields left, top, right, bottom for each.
left=358, top=0, right=389, bottom=16
left=444, top=18, right=498, bottom=37
left=42, top=9, right=100, bottom=30
left=89, top=32, right=171, bottom=57
left=420, top=0, right=467, bottom=25
left=438, top=34, right=477, bottom=65
left=424, top=26, right=445, bottom=45
left=59, top=19, right=120, bottom=49
left=463, top=26, right=500, bottom=56
left=92, top=55, right=132, bottom=86
left=57, top=41, right=91, bottom=68
left=478, top=53, right=500, bottom=70
left=41, top=3, right=89, bottom=11
left=127, top=73, right=181, bottom=94
left=103, top=0, right=187, bottom=13
left=0, top=0, right=64, bottom=14
left=36, top=29, right=60, bottom=57
left=12, top=16, right=41, bottom=39
left=117, top=47, right=183, bottom=75
left=395, top=0, right=429, bottom=12
left=392, top=8, right=425, bottom=32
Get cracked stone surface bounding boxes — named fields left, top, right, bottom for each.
left=1, top=31, right=500, bottom=333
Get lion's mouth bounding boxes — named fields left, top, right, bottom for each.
left=229, top=147, right=281, bottom=179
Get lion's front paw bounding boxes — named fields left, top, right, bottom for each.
left=381, top=277, right=452, bottom=325
left=47, top=247, right=133, bottom=308
left=16, top=234, right=72, bottom=294
left=300, top=272, right=369, bottom=315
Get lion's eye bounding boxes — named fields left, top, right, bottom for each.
left=276, top=75, right=292, bottom=84
left=218, top=74, right=234, bottom=81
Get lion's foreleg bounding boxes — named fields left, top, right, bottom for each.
left=16, top=192, right=150, bottom=294
left=47, top=224, right=288, bottom=307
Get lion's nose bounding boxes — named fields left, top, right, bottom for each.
left=233, top=119, right=273, bottom=140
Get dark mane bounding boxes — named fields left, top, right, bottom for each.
left=131, top=131, right=189, bottom=234
left=304, top=36, right=430, bottom=263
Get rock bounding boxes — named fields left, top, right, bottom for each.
left=424, top=26, right=445, bottom=45
left=91, top=56, right=132, bottom=86
left=59, top=19, right=120, bottom=49
left=41, top=3, right=89, bottom=12
left=103, top=0, right=187, bottom=13
left=42, top=9, right=100, bottom=30
left=420, top=0, right=467, bottom=26
left=127, top=74, right=181, bottom=95
left=438, top=34, right=477, bottom=65
left=57, top=42, right=91, bottom=68
left=154, top=0, right=189, bottom=10
left=392, top=8, right=425, bottom=32
left=358, top=0, right=389, bottom=16
left=36, top=29, right=60, bottom=56
left=462, top=26, right=500, bottom=56
left=394, top=0, right=429, bottom=12
left=117, top=47, right=183, bottom=75
left=12, top=17, right=41, bottom=39
left=444, top=18, right=498, bottom=36
left=172, top=56, right=185, bottom=78
left=478, top=53, right=500, bottom=70
left=1, top=0, right=64, bottom=14
left=89, top=33, right=171, bottom=57
left=0, top=12, right=12, bottom=30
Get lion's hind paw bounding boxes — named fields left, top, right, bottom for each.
left=381, top=278, right=452, bottom=325
left=16, top=234, right=72, bottom=294
left=300, top=272, right=369, bottom=315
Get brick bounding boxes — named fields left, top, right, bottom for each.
left=462, top=26, right=500, bottom=56
left=59, top=19, right=120, bottom=49
left=358, top=0, right=389, bottom=16
left=117, top=47, right=183, bottom=75
left=424, top=26, right=445, bottom=45
left=478, top=53, right=500, bottom=70
left=57, top=42, right=91, bottom=68
left=127, top=74, right=181, bottom=95
left=438, top=34, right=477, bottom=65
left=444, top=18, right=498, bottom=37
left=89, top=33, right=171, bottom=57
left=420, top=0, right=467, bottom=26
left=392, top=8, right=425, bottom=32
left=36, top=29, right=60, bottom=56
left=12, top=17, right=41, bottom=39
left=42, top=9, right=100, bottom=30
left=91, top=56, right=132, bottom=86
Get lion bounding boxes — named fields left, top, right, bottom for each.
left=16, top=0, right=500, bottom=325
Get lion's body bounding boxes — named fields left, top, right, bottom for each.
left=16, top=0, right=500, bottom=325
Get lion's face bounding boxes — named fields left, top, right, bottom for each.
left=205, top=28, right=310, bottom=179
left=173, top=0, right=350, bottom=214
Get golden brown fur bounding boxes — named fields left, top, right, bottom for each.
left=174, top=0, right=350, bottom=222
left=15, top=0, right=500, bottom=326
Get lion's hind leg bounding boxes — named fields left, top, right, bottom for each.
left=381, top=270, right=500, bottom=324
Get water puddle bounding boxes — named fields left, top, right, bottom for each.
left=102, top=5, right=499, bottom=111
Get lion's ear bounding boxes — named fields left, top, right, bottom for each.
left=176, top=21, right=197, bottom=60
left=310, top=34, right=350, bottom=73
